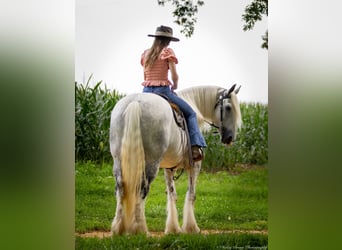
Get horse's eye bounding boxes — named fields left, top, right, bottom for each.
left=225, top=105, right=231, bottom=112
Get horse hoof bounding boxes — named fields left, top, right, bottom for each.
left=182, top=225, right=200, bottom=234
left=111, top=223, right=124, bottom=235
left=165, top=227, right=182, bottom=234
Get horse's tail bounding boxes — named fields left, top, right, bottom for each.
left=120, top=101, right=145, bottom=228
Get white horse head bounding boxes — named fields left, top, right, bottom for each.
left=177, top=84, right=242, bottom=145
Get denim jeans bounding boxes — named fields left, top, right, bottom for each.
left=143, top=86, right=207, bottom=147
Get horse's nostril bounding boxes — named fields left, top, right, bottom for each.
left=221, top=127, right=234, bottom=144
left=222, top=135, right=233, bottom=144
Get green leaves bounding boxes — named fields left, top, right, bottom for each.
left=158, top=0, right=204, bottom=38
left=242, top=0, right=268, bottom=31
left=157, top=0, right=268, bottom=49
left=242, top=0, right=268, bottom=49
left=261, top=30, right=268, bottom=49
left=75, top=76, right=124, bottom=163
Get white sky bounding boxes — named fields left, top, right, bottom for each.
left=76, top=0, right=268, bottom=103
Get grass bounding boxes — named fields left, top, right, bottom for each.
left=75, top=162, right=115, bottom=232
left=76, top=163, right=268, bottom=233
left=76, top=233, right=268, bottom=249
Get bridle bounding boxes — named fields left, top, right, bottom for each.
left=205, top=84, right=237, bottom=133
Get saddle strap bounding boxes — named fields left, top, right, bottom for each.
left=181, top=113, right=194, bottom=168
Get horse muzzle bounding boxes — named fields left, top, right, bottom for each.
left=221, top=127, right=234, bottom=145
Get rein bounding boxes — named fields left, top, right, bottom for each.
left=173, top=168, right=185, bottom=181
left=204, top=120, right=220, bottom=130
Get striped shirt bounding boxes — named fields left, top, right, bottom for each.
left=141, top=48, right=178, bottom=87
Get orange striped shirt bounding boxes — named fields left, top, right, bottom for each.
left=141, top=48, right=178, bottom=87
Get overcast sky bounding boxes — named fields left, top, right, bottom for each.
left=76, top=0, right=268, bottom=103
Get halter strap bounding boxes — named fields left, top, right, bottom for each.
left=210, top=84, right=237, bottom=132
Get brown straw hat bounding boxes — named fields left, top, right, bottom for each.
left=148, top=25, right=180, bottom=42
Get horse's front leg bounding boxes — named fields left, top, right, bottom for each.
left=164, top=168, right=182, bottom=234
left=182, top=161, right=201, bottom=233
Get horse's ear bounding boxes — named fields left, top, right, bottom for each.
left=227, top=84, right=236, bottom=96
left=234, top=85, right=241, bottom=95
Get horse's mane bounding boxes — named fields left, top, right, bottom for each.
left=229, top=92, right=242, bottom=130
left=177, top=85, right=242, bottom=130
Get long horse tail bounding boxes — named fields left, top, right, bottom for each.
left=120, top=101, right=145, bottom=229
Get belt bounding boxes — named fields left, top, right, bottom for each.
left=144, top=85, right=169, bottom=88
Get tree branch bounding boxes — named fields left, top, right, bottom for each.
left=157, top=0, right=204, bottom=38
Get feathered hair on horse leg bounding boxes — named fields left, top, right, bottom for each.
left=164, top=169, right=182, bottom=234
left=182, top=163, right=201, bottom=233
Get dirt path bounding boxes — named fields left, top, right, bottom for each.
left=76, top=229, right=268, bottom=238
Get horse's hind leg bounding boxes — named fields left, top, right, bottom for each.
left=130, top=196, right=148, bottom=234
left=129, top=163, right=159, bottom=234
left=111, top=159, right=125, bottom=235
left=164, top=168, right=182, bottom=234
left=182, top=162, right=201, bottom=233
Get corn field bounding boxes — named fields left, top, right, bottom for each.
left=202, top=102, right=268, bottom=171
left=75, top=80, right=268, bottom=170
left=75, top=77, right=124, bottom=163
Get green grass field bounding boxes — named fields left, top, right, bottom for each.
left=76, top=162, right=268, bottom=249
left=76, top=233, right=268, bottom=249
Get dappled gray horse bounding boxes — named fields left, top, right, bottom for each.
left=109, top=84, right=242, bottom=235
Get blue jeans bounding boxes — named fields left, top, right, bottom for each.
left=143, top=86, right=207, bottom=147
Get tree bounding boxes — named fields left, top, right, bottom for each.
left=242, top=0, right=268, bottom=49
left=158, top=0, right=268, bottom=49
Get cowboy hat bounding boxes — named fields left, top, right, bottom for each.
left=148, top=25, right=180, bottom=42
